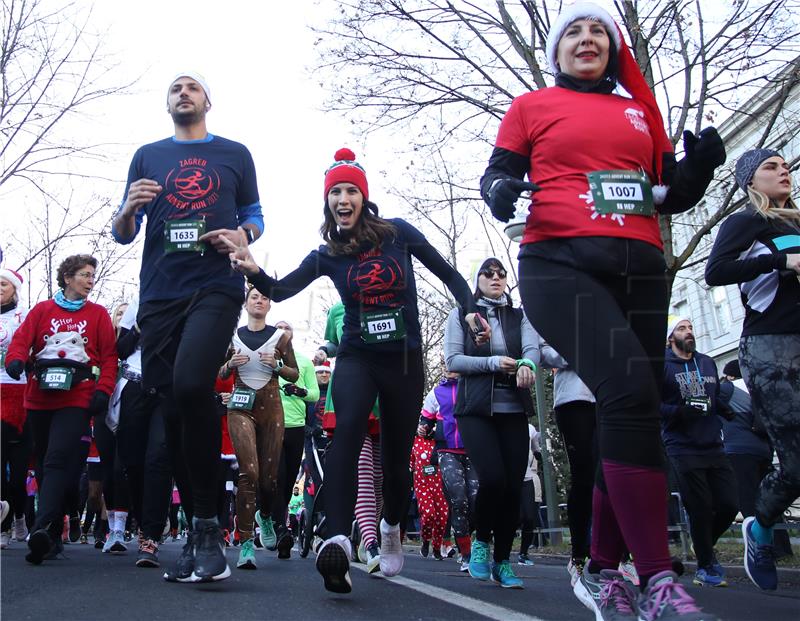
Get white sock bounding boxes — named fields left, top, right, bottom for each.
left=114, top=511, right=128, bottom=533
left=107, top=510, right=116, bottom=528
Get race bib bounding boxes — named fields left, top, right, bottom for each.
left=229, top=387, right=257, bottom=411
left=164, top=219, right=207, bottom=253
left=687, top=396, right=711, bottom=415
left=360, top=308, right=406, bottom=344
left=39, top=367, right=74, bottom=390
left=586, top=170, right=654, bottom=216
left=422, top=465, right=436, bottom=476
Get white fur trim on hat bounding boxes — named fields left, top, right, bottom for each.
left=667, top=316, right=691, bottom=340
left=168, top=71, right=211, bottom=105
left=315, top=365, right=331, bottom=373
left=545, top=2, right=621, bottom=74
left=0, top=268, right=23, bottom=293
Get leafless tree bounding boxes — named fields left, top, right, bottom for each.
left=1, top=0, right=133, bottom=193
left=312, top=0, right=800, bottom=284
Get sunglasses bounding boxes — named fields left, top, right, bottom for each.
left=479, top=268, right=507, bottom=279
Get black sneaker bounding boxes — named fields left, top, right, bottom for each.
left=420, top=540, right=430, bottom=558
left=163, top=531, right=197, bottom=583
left=433, top=547, right=443, bottom=561
left=26, top=530, right=53, bottom=565
left=136, top=538, right=160, bottom=568
left=277, top=529, right=293, bottom=560
left=192, top=519, right=231, bottom=582
left=44, top=536, right=65, bottom=560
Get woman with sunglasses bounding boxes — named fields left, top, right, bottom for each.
left=443, top=257, right=541, bottom=589
left=5, top=254, right=117, bottom=565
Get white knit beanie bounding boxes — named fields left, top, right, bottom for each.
left=545, top=2, right=621, bottom=74
left=168, top=71, right=212, bottom=105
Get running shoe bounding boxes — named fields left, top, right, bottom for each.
left=574, top=569, right=637, bottom=620
left=192, top=519, right=231, bottom=582
left=103, top=530, right=127, bottom=554
left=14, top=516, right=29, bottom=542
left=420, top=540, right=430, bottom=558
left=365, top=541, right=381, bottom=574
left=256, top=510, right=277, bottom=550
left=518, top=553, right=535, bottom=566
left=44, top=533, right=65, bottom=560
left=136, top=538, right=160, bottom=568
left=26, top=529, right=53, bottom=565
left=68, top=516, right=81, bottom=543
left=379, top=519, right=404, bottom=577
left=459, top=553, right=470, bottom=573
left=357, top=538, right=367, bottom=564
left=316, top=534, right=352, bottom=593
left=742, top=516, right=777, bottom=590
left=124, top=530, right=133, bottom=542
left=491, top=560, right=524, bottom=589
left=568, top=558, right=585, bottom=588
left=637, top=570, right=719, bottom=621
left=237, top=539, right=257, bottom=570
left=444, top=544, right=457, bottom=558
left=276, top=528, right=293, bottom=560
left=469, top=540, right=492, bottom=580
left=618, top=559, right=640, bottom=586
left=433, top=547, right=444, bottom=561
left=0, top=532, right=10, bottom=549
left=163, top=531, right=198, bottom=583
left=0, top=501, right=9, bottom=523
left=79, top=533, right=88, bottom=545
left=710, top=550, right=725, bottom=582
left=692, top=567, right=724, bottom=587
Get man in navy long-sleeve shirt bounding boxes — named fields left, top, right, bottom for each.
left=661, top=318, right=738, bottom=587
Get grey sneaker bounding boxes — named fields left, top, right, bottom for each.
left=637, top=571, right=719, bottom=621
left=573, top=569, right=637, bottom=620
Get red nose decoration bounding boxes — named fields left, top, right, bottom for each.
left=58, top=350, right=66, bottom=358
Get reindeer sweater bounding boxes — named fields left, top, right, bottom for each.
left=6, top=299, right=118, bottom=411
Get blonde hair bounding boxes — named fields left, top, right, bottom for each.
left=746, top=187, right=800, bottom=226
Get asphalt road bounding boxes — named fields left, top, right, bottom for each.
left=2, top=540, right=799, bottom=620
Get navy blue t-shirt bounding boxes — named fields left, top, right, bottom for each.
left=248, top=218, right=476, bottom=353
left=115, top=134, right=262, bottom=303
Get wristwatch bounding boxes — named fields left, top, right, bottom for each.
left=245, top=228, right=255, bottom=245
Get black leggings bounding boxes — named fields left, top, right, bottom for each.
left=271, top=426, right=306, bottom=530
left=116, top=380, right=172, bottom=541
left=139, top=291, right=241, bottom=519
left=519, top=479, right=542, bottom=553
left=94, top=416, right=130, bottom=512
left=438, top=451, right=478, bottom=539
left=1, top=420, right=32, bottom=528
left=554, top=400, right=597, bottom=561
left=325, top=348, right=424, bottom=536
left=29, top=408, right=91, bottom=533
left=457, top=413, right=529, bottom=563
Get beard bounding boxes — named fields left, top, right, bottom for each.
left=169, top=103, right=205, bottom=126
left=674, top=335, right=696, bottom=354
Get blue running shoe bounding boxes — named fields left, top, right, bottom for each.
left=742, top=516, right=777, bottom=590
left=710, top=550, right=726, bottom=583
left=693, top=567, right=724, bottom=587
left=492, top=560, right=524, bottom=589
left=468, top=540, right=491, bottom=581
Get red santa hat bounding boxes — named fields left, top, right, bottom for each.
left=0, top=268, right=23, bottom=293
left=315, top=360, right=332, bottom=374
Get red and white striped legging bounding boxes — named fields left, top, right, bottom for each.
left=355, top=433, right=383, bottom=549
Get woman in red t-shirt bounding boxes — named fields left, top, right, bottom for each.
left=5, top=254, right=117, bottom=565
left=480, top=3, right=725, bottom=619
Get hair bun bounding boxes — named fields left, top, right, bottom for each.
left=334, top=148, right=356, bottom=162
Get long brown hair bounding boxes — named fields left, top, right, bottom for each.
left=320, top=199, right=397, bottom=256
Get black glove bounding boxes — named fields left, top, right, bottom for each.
left=682, top=127, right=726, bottom=172
left=429, top=449, right=439, bottom=467
left=486, top=178, right=540, bottom=223
left=88, top=390, right=110, bottom=415
left=282, top=383, right=308, bottom=398
left=677, top=405, right=705, bottom=420
left=5, top=359, right=24, bottom=381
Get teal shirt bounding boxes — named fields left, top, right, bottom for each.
left=278, top=352, right=319, bottom=428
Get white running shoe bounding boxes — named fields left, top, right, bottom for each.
left=618, top=559, right=640, bottom=586
left=1, top=531, right=10, bottom=549
left=567, top=558, right=584, bottom=587
left=103, top=530, right=127, bottom=554
left=316, top=534, right=353, bottom=593
left=379, top=519, right=403, bottom=577
left=0, top=501, right=9, bottom=523
left=13, top=517, right=28, bottom=542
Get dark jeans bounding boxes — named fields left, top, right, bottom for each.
left=138, top=290, right=242, bottom=519
left=116, top=380, right=172, bottom=541
left=29, top=408, right=91, bottom=533
left=672, top=454, right=739, bottom=569
left=554, top=400, right=597, bottom=561
left=457, top=413, right=529, bottom=563
left=270, top=426, right=305, bottom=532
left=1, top=420, right=32, bottom=529
left=324, top=348, right=424, bottom=536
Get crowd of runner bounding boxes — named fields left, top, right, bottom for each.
left=2, top=3, right=798, bottom=621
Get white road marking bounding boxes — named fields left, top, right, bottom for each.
left=350, top=562, right=550, bottom=621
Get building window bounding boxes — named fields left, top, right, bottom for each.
left=710, top=286, right=731, bottom=334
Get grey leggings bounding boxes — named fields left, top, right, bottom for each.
left=739, top=333, right=800, bottom=527
left=438, top=451, right=478, bottom=539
